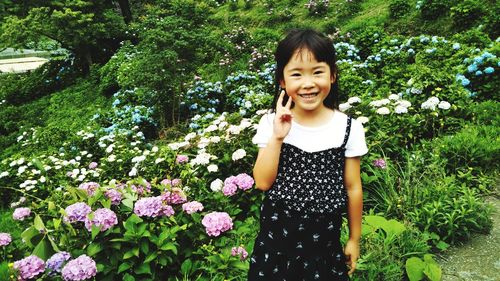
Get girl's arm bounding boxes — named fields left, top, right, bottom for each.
left=253, top=135, right=284, bottom=191
left=344, top=156, right=363, bottom=275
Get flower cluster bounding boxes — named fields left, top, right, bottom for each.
left=182, top=201, right=204, bottom=214
left=61, top=255, right=97, bottom=281
left=231, top=246, right=249, bottom=261
left=134, top=196, right=175, bottom=217
left=104, top=188, right=122, bottom=205
left=46, top=252, right=71, bottom=276
left=231, top=148, right=247, bottom=161
left=84, top=208, right=118, bottom=232
left=0, top=232, right=12, bottom=246
left=13, top=207, right=31, bottom=221
left=176, top=155, right=189, bottom=164
left=64, top=202, right=91, bottom=223
left=78, top=182, right=100, bottom=196
left=13, top=255, right=45, bottom=280
left=421, top=97, right=451, bottom=111
left=202, top=212, right=233, bottom=237
left=373, top=158, right=387, bottom=169
left=222, top=173, right=255, bottom=196
left=161, top=188, right=187, bottom=205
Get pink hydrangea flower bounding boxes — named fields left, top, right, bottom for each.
left=0, top=233, right=12, bottom=246
left=104, top=188, right=122, bottom=205
left=162, top=188, right=187, bottom=205
left=84, top=208, right=118, bottom=232
left=235, top=173, right=254, bottom=190
left=202, top=212, right=233, bottom=237
left=134, top=196, right=175, bottom=217
left=131, top=180, right=151, bottom=195
left=176, top=155, right=189, bottom=164
left=160, top=179, right=171, bottom=186
left=88, top=162, right=98, bottom=169
left=13, top=255, right=45, bottom=280
left=64, top=202, right=91, bottom=223
left=78, top=182, right=100, bottom=196
left=223, top=176, right=238, bottom=196
left=182, top=201, right=204, bottom=214
left=373, top=158, right=387, bottom=169
left=231, top=246, right=249, bottom=261
left=171, top=178, right=182, bottom=187
left=13, top=207, right=31, bottom=221
left=61, top=255, right=97, bottom=281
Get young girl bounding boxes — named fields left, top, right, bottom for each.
left=248, top=29, right=367, bottom=281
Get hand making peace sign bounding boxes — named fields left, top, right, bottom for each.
left=273, top=90, right=293, bottom=140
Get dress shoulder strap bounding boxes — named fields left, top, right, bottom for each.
left=341, top=116, right=352, bottom=148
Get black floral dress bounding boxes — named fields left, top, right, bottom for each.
left=248, top=117, right=353, bottom=281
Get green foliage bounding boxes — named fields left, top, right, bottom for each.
left=450, top=0, right=486, bottom=31
left=389, top=0, right=412, bottom=19
left=406, top=254, right=442, bottom=281
left=420, top=0, right=453, bottom=20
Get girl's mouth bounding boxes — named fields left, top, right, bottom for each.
left=298, top=93, right=319, bottom=99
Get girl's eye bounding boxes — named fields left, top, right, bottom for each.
left=291, top=73, right=301, bottom=77
left=314, top=71, right=324, bottom=75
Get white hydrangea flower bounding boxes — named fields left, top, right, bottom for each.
left=421, top=97, right=440, bottom=110
left=0, top=171, right=9, bottom=178
left=348, top=97, right=361, bottom=104
left=132, top=155, right=146, bottom=163
left=107, top=155, right=116, bottom=162
left=210, top=178, right=224, bottom=192
left=227, top=125, right=242, bottom=135
left=438, top=101, right=451, bottom=110
left=376, top=107, right=390, bottom=115
left=396, top=100, right=412, bottom=108
left=357, top=116, right=369, bottom=124
left=339, top=103, right=351, bottom=112
left=105, top=144, right=114, bottom=153
left=388, top=94, right=400, bottom=100
left=205, top=125, right=218, bottom=133
left=128, top=167, right=138, bottom=177
left=184, top=132, right=197, bottom=142
left=155, top=158, right=165, bottom=164
left=207, top=164, right=218, bottom=173
left=151, top=146, right=159, bottom=153
left=218, top=121, right=228, bottom=130
left=232, top=149, right=247, bottom=161
left=394, top=105, right=408, bottom=114
left=210, top=136, right=221, bottom=143
left=40, top=176, right=46, bottom=183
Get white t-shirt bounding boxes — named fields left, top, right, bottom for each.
left=252, top=110, right=368, bottom=157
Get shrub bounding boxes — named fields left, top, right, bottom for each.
left=450, top=0, right=486, bottom=31
left=389, top=0, right=412, bottom=19
left=420, top=0, right=452, bottom=20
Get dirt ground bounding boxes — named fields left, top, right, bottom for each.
left=436, top=195, right=500, bottom=281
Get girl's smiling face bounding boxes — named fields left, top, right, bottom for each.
left=280, top=48, right=335, bottom=114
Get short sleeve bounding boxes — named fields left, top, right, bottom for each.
left=252, top=113, right=274, bottom=148
left=345, top=118, right=368, bottom=157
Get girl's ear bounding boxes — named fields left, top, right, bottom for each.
left=279, top=80, right=286, bottom=89
left=331, top=72, right=337, bottom=84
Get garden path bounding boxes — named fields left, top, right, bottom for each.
left=437, top=194, right=500, bottom=281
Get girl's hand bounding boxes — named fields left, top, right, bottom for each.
left=344, top=238, right=360, bottom=276
left=273, top=90, right=293, bottom=140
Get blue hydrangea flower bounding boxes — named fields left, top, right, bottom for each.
left=475, top=70, right=483, bottom=76
left=484, top=67, right=494, bottom=74
left=189, top=103, right=198, bottom=110
left=461, top=78, right=470, bottom=86
left=467, top=64, right=478, bottom=73
left=452, top=43, right=460, bottom=50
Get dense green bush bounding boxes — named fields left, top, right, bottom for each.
left=420, top=0, right=453, bottom=20
left=450, top=0, right=486, bottom=31
left=389, top=0, right=412, bottom=19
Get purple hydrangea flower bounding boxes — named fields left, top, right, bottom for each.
left=78, top=182, right=100, bottom=196
left=235, top=173, right=255, bottom=190
left=176, top=155, right=189, bottom=164
left=161, top=188, right=187, bottom=205
left=61, top=255, right=97, bottom=281
left=231, top=246, right=249, bottom=261
left=84, top=208, right=118, bottom=232
left=182, top=201, right=204, bottom=214
left=202, top=212, right=233, bottom=237
left=64, top=202, right=92, bottom=223
left=171, top=178, right=182, bottom=187
left=373, top=158, right=387, bottom=169
left=104, top=188, right=122, bottom=205
left=13, top=207, right=31, bottom=221
left=131, top=180, right=151, bottom=196
left=0, top=233, right=12, bottom=246
left=134, top=196, right=175, bottom=217
left=13, top=255, right=45, bottom=280
left=46, top=251, right=71, bottom=276
left=160, top=179, right=171, bottom=186
left=223, top=176, right=238, bottom=196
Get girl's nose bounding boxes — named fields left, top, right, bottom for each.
left=302, top=77, right=315, bottom=89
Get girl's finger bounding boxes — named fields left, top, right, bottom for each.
left=285, top=92, right=293, bottom=109
left=276, top=90, right=285, bottom=110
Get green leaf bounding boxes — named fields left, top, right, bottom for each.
left=181, top=259, right=192, bottom=275
left=48, top=236, right=60, bottom=252
left=53, top=218, right=61, bottom=230
left=424, top=262, right=442, bottom=281
left=122, top=198, right=135, bottom=210
left=140, top=240, right=149, bottom=255
left=406, top=257, right=425, bottom=281
left=144, top=252, right=158, bottom=263
left=118, top=262, right=132, bottom=274
left=91, top=224, right=101, bottom=240
left=123, top=247, right=139, bottom=259
left=436, top=240, right=449, bottom=251
left=123, top=273, right=135, bottom=281
left=134, top=262, right=151, bottom=275
left=160, top=242, right=178, bottom=254
left=33, top=215, right=45, bottom=231
left=87, top=243, right=103, bottom=256
left=21, top=226, right=42, bottom=248
left=102, top=199, right=111, bottom=209
left=32, top=237, right=54, bottom=260
left=383, top=219, right=406, bottom=237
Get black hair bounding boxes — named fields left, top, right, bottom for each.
left=271, top=28, right=339, bottom=111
